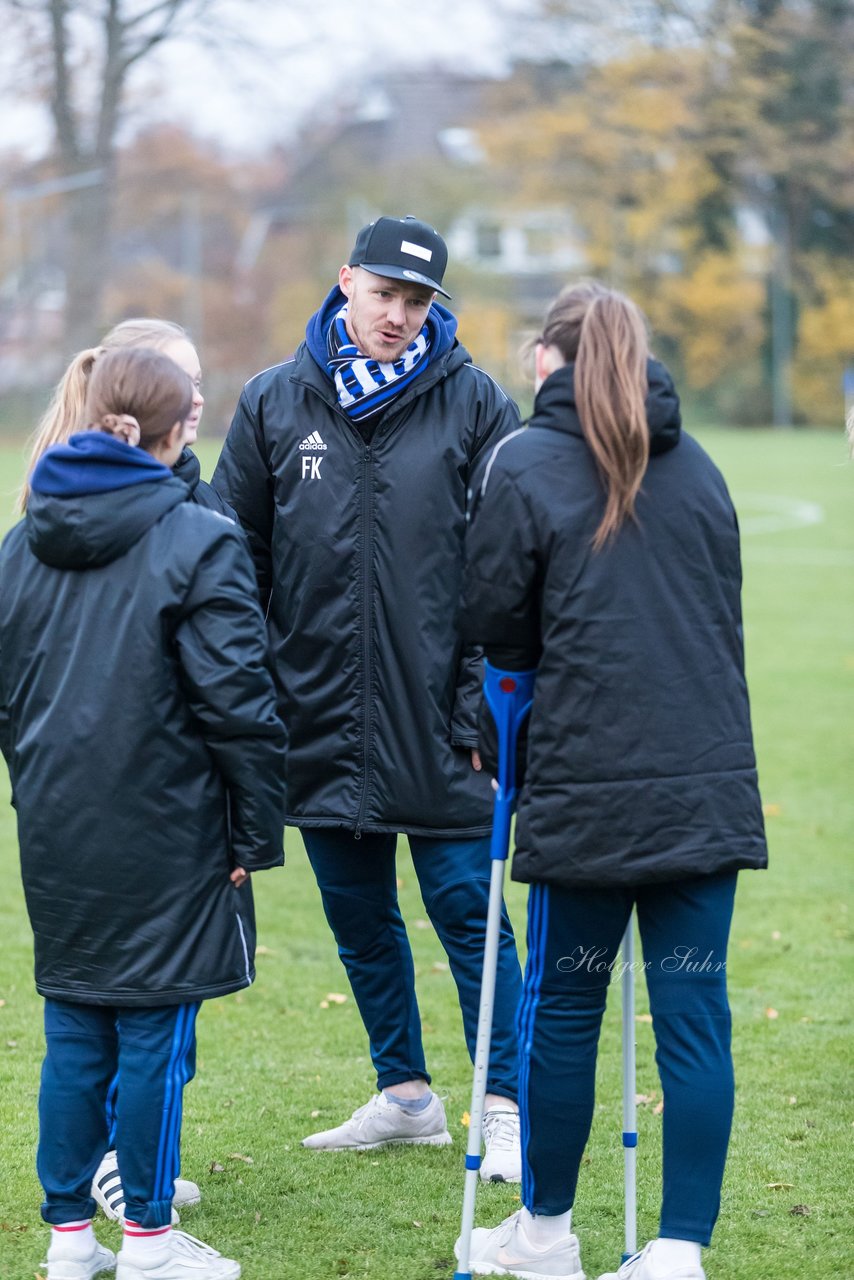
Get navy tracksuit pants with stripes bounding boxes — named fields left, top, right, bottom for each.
left=519, top=873, right=737, bottom=1246
left=38, top=999, right=199, bottom=1228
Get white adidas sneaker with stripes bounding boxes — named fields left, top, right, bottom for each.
left=91, top=1150, right=199, bottom=1223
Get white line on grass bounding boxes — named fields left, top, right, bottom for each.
left=733, top=492, right=824, bottom=536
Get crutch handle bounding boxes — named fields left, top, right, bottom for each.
left=483, top=662, right=536, bottom=863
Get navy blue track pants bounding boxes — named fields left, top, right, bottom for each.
left=301, top=829, right=523, bottom=1100
left=38, top=999, right=199, bottom=1228
left=519, top=873, right=737, bottom=1245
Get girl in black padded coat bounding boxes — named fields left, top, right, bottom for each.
left=0, top=347, right=285, bottom=1280
left=460, top=283, right=767, bottom=1280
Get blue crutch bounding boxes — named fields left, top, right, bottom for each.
left=454, top=660, right=536, bottom=1280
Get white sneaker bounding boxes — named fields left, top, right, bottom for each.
left=481, top=1106, right=522, bottom=1183
left=44, top=1236, right=116, bottom=1280
left=456, top=1210, right=585, bottom=1280
left=116, top=1229, right=240, bottom=1279
left=597, top=1243, right=706, bottom=1280
left=92, top=1150, right=198, bottom=1222
left=301, top=1091, right=452, bottom=1150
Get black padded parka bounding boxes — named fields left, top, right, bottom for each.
left=213, top=324, right=520, bottom=837
left=464, top=361, right=768, bottom=889
left=0, top=436, right=286, bottom=1006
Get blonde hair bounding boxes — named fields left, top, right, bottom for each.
left=539, top=281, right=650, bottom=550
left=19, top=318, right=189, bottom=510
left=84, top=348, right=193, bottom=452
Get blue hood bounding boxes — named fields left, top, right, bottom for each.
left=304, top=285, right=458, bottom=372
left=26, top=433, right=188, bottom=570
left=31, top=431, right=172, bottom=498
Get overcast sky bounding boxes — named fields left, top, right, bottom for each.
left=1, top=0, right=522, bottom=160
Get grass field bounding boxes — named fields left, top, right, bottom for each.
left=0, top=428, right=851, bottom=1280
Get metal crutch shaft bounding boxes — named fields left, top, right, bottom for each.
left=621, top=918, right=638, bottom=1262
left=454, top=662, right=536, bottom=1280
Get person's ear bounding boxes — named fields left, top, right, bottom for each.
left=536, top=341, right=564, bottom=385
left=339, top=264, right=354, bottom=298
left=535, top=341, right=550, bottom=386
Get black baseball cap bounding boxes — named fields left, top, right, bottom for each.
left=349, top=215, right=450, bottom=298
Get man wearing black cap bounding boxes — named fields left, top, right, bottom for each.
left=213, top=216, right=523, bottom=1178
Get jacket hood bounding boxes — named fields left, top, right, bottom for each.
left=304, top=285, right=459, bottom=374
left=27, top=432, right=188, bottom=569
left=533, top=358, right=681, bottom=456
left=31, top=431, right=173, bottom=496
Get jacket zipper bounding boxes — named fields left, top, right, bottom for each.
left=354, top=445, right=373, bottom=837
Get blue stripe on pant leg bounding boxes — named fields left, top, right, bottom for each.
left=105, top=1071, right=120, bottom=1149
left=154, top=1004, right=199, bottom=1203
left=519, top=883, right=549, bottom=1210
left=152, top=1006, right=185, bottom=1201
left=161, top=1003, right=199, bottom=1201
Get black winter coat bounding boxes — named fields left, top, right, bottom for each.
left=213, top=336, right=520, bottom=836
left=173, top=446, right=237, bottom=520
left=465, top=361, right=768, bottom=888
left=0, top=440, right=287, bottom=1005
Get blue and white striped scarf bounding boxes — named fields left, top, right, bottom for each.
left=327, top=305, right=431, bottom=422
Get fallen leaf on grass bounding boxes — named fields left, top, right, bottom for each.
left=771, top=931, right=782, bottom=941
left=255, top=945, right=276, bottom=957
left=461, top=1111, right=470, bottom=1127
left=788, top=1096, right=797, bottom=1106
left=0, top=999, right=6, bottom=1007
left=431, top=961, right=449, bottom=973
left=209, top=1162, right=225, bottom=1173
left=653, top=1101, right=664, bottom=1116
left=319, top=1000, right=329, bottom=1009
left=751, top=1210, right=770, bottom=1218
left=310, top=1109, right=321, bottom=1118
left=765, top=1008, right=779, bottom=1020
left=396, top=877, right=405, bottom=890
left=227, top=1153, right=254, bottom=1165
left=412, top=1220, right=423, bottom=1228
left=762, top=803, right=782, bottom=818
left=6, top=1040, right=17, bottom=1048
left=635, top=1014, right=653, bottom=1024
left=255, top=1212, right=261, bottom=1223
left=767, top=1182, right=794, bottom=1190
left=789, top=1204, right=811, bottom=1216
left=0, top=1223, right=29, bottom=1232
left=325, top=992, right=348, bottom=1004
left=635, top=1093, right=658, bottom=1107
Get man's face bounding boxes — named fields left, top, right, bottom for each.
left=338, top=265, right=435, bottom=362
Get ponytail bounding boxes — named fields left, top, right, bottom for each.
left=575, top=294, right=649, bottom=550
left=539, top=281, right=650, bottom=550
left=18, top=347, right=103, bottom=511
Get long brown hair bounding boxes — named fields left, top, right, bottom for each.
left=19, top=318, right=189, bottom=510
left=84, top=348, right=192, bottom=453
left=540, top=281, right=650, bottom=550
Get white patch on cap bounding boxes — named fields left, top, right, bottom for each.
left=401, top=239, right=432, bottom=262
left=402, top=269, right=430, bottom=284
